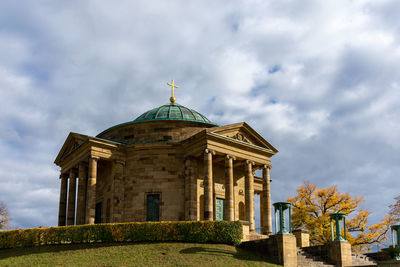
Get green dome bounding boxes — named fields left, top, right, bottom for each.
left=134, top=103, right=218, bottom=126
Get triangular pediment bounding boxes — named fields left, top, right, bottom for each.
left=209, top=122, right=278, bottom=153
left=54, top=132, right=89, bottom=164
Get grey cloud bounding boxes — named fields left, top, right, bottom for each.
left=0, top=0, right=399, bottom=229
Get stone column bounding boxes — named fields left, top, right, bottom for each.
left=76, top=162, right=87, bottom=225
left=112, top=160, right=125, bottom=222
left=67, top=169, right=77, bottom=225
left=185, top=157, right=198, bottom=221
left=58, top=173, right=68, bottom=226
left=204, top=149, right=215, bottom=221
left=245, top=160, right=255, bottom=231
left=261, top=165, right=273, bottom=234
left=184, top=158, right=191, bottom=221
left=86, top=156, right=99, bottom=224
left=225, top=155, right=235, bottom=221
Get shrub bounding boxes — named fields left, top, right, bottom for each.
left=0, top=221, right=242, bottom=249
left=382, top=247, right=400, bottom=260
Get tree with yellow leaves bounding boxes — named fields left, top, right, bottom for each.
left=388, top=196, right=400, bottom=222
left=0, top=201, right=10, bottom=230
left=287, top=181, right=398, bottom=252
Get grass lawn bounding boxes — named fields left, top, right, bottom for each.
left=0, top=242, right=280, bottom=267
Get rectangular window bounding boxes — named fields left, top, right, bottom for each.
left=216, top=198, right=225, bottom=221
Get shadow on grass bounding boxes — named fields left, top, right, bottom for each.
left=179, top=246, right=278, bottom=264
left=0, top=242, right=133, bottom=260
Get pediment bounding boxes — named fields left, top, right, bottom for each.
left=54, top=132, right=89, bottom=164
left=210, top=122, right=278, bottom=153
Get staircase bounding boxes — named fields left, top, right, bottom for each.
left=297, top=248, right=377, bottom=266
left=351, top=253, right=377, bottom=266
left=297, top=248, right=335, bottom=267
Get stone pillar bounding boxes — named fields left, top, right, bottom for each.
left=328, top=241, right=352, bottom=267
left=86, top=156, right=99, bottom=224
left=245, top=160, right=255, bottom=231
left=76, top=162, right=87, bottom=225
left=67, top=169, right=77, bottom=225
left=293, top=229, right=310, bottom=247
left=58, top=173, right=68, bottom=226
left=274, top=234, right=298, bottom=267
left=204, top=149, right=215, bottom=221
left=225, top=155, right=235, bottom=221
left=112, top=160, right=125, bottom=222
left=261, top=165, right=273, bottom=234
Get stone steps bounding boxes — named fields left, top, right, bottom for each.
left=297, top=247, right=378, bottom=267
left=297, top=248, right=335, bottom=267
left=351, top=253, right=377, bottom=266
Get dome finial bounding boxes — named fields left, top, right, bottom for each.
left=167, top=79, right=179, bottom=104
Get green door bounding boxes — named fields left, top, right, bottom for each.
left=216, top=198, right=225, bottom=221
left=146, top=194, right=160, bottom=221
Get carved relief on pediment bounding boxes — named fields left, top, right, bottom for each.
left=230, top=133, right=251, bottom=144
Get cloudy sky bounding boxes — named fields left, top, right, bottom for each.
left=0, top=0, right=399, bottom=230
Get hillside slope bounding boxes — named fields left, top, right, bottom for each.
left=0, top=242, right=280, bottom=267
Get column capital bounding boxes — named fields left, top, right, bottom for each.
left=90, top=155, right=100, bottom=161
left=225, top=154, right=236, bottom=160
left=246, top=159, right=255, bottom=165
left=204, top=149, right=216, bottom=155
left=69, top=168, right=78, bottom=177
left=185, top=156, right=195, bottom=161
left=79, top=161, right=88, bottom=167
left=114, top=160, right=125, bottom=166
left=263, top=164, right=272, bottom=170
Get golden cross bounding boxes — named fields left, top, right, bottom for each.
left=167, top=80, right=179, bottom=104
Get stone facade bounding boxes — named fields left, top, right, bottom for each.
left=54, top=104, right=278, bottom=235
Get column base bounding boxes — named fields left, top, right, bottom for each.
left=204, top=211, right=213, bottom=220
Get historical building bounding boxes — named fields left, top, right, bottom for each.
left=54, top=81, right=278, bottom=236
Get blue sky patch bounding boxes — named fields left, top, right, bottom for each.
left=269, top=65, right=281, bottom=74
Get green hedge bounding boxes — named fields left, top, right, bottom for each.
left=382, top=247, right=400, bottom=260
left=0, top=221, right=242, bottom=249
